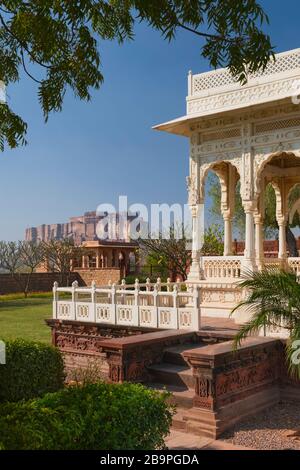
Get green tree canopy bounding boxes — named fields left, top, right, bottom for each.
left=0, top=1, right=273, bottom=150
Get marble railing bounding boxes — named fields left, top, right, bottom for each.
left=191, top=49, right=300, bottom=96
left=187, top=48, right=300, bottom=116
left=53, top=279, right=200, bottom=331
left=288, top=257, right=300, bottom=276
left=202, top=256, right=243, bottom=280
left=202, top=256, right=300, bottom=280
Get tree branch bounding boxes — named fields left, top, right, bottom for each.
left=177, top=21, right=244, bottom=42
left=0, top=12, right=53, bottom=70
left=21, top=49, right=42, bottom=84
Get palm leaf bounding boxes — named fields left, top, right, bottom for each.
left=231, top=269, right=300, bottom=378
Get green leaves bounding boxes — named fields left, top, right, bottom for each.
left=0, top=103, right=27, bottom=150
left=0, top=1, right=273, bottom=150
left=0, top=338, right=65, bottom=403
left=202, top=224, right=224, bottom=255
left=232, top=269, right=300, bottom=378
left=0, top=382, right=173, bottom=450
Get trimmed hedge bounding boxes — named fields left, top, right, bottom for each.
left=0, top=382, right=173, bottom=450
left=0, top=339, right=65, bottom=402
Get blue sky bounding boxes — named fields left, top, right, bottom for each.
left=0, top=0, right=299, bottom=240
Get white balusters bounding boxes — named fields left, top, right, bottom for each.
left=53, top=279, right=200, bottom=331
left=146, top=278, right=151, bottom=292
left=53, top=281, right=58, bottom=319
left=202, top=256, right=242, bottom=280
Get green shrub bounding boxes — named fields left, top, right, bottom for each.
left=0, top=382, right=174, bottom=450
left=0, top=339, right=65, bottom=402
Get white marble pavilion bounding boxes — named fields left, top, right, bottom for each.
left=154, top=48, right=300, bottom=322
left=53, top=49, right=300, bottom=338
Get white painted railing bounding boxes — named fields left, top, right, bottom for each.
left=53, top=278, right=201, bottom=331
left=288, top=257, right=300, bottom=276
left=201, top=256, right=300, bottom=280
left=202, top=256, right=243, bottom=280
left=262, top=257, right=300, bottom=276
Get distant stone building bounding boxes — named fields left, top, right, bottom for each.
left=25, top=211, right=141, bottom=245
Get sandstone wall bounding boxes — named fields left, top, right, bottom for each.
left=0, top=268, right=121, bottom=295
left=0, top=272, right=81, bottom=295
left=75, top=268, right=120, bottom=287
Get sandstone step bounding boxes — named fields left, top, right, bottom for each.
left=172, top=410, right=188, bottom=432
left=185, top=421, right=219, bottom=440
left=147, top=363, right=195, bottom=389
left=183, top=410, right=221, bottom=428
left=171, top=409, right=220, bottom=440
left=163, top=343, right=202, bottom=366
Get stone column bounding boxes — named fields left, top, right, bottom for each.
left=273, top=178, right=288, bottom=268
left=223, top=213, right=233, bottom=256
left=96, top=250, right=100, bottom=269
left=188, top=204, right=204, bottom=282
left=278, top=215, right=288, bottom=266
left=254, top=215, right=264, bottom=271
left=220, top=164, right=236, bottom=257
left=82, top=255, right=87, bottom=269
left=242, top=202, right=256, bottom=272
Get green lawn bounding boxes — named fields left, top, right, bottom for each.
left=0, top=296, right=52, bottom=343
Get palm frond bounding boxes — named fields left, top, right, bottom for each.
left=232, top=269, right=300, bottom=378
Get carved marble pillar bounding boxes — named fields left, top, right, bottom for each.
left=278, top=215, right=288, bottom=263
left=220, top=164, right=237, bottom=257
left=242, top=202, right=257, bottom=272
left=254, top=215, right=264, bottom=271
left=186, top=157, right=204, bottom=282
left=241, top=123, right=257, bottom=272
left=223, top=212, right=233, bottom=256
left=188, top=204, right=204, bottom=281
left=254, top=187, right=265, bottom=271
left=273, top=178, right=288, bottom=268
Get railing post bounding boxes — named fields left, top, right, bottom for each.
left=72, top=280, right=78, bottom=320
left=53, top=281, right=58, bottom=319
left=146, top=277, right=151, bottom=292
left=134, top=278, right=140, bottom=326
left=193, top=285, right=201, bottom=331
left=111, top=283, right=116, bottom=324
left=108, top=280, right=112, bottom=301
left=91, top=280, right=96, bottom=322
left=173, top=284, right=179, bottom=329
left=157, top=277, right=161, bottom=292
left=166, top=277, right=172, bottom=292
left=121, top=279, right=126, bottom=304
left=153, top=283, right=159, bottom=328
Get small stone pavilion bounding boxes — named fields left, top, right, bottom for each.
left=72, top=240, right=137, bottom=278
left=48, top=49, right=300, bottom=439
left=155, top=48, right=300, bottom=320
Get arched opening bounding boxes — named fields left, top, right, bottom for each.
left=288, top=183, right=300, bottom=257
left=263, top=182, right=279, bottom=257
left=258, top=152, right=300, bottom=261
left=203, top=161, right=241, bottom=256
